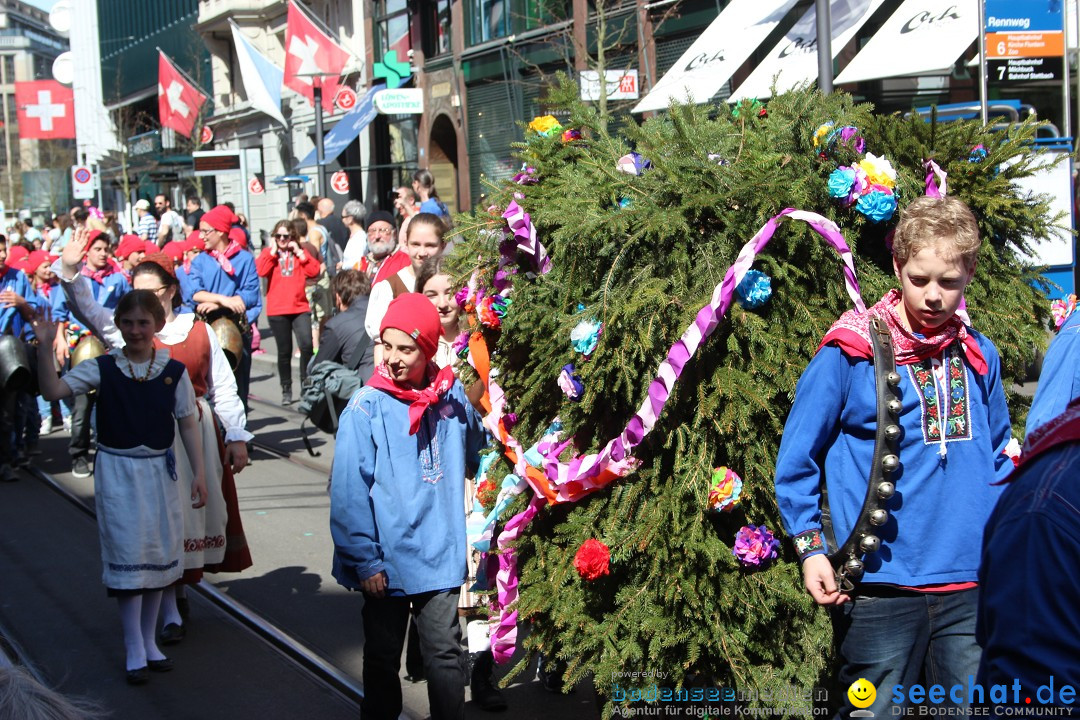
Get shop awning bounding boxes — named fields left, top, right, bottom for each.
left=728, top=0, right=887, bottom=102
left=834, top=0, right=979, bottom=85
left=631, top=0, right=799, bottom=114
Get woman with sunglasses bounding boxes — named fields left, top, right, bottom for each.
left=255, top=220, right=321, bottom=405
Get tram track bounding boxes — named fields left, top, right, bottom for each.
left=22, top=462, right=367, bottom=713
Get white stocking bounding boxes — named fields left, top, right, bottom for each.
left=140, top=590, right=167, bottom=662
left=116, top=595, right=146, bottom=671
left=160, top=586, right=183, bottom=627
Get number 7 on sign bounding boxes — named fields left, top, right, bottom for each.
left=997, top=65, right=1006, bottom=81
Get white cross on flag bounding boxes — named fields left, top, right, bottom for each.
left=158, top=51, right=208, bottom=139
left=14, top=80, right=75, bottom=139
left=284, top=0, right=349, bottom=113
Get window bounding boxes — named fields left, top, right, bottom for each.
left=374, top=0, right=411, bottom=60
left=421, top=0, right=452, bottom=57
left=469, top=0, right=508, bottom=44
left=465, top=0, right=568, bottom=46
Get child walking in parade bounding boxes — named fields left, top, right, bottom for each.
left=33, top=290, right=208, bottom=685
left=330, top=293, right=488, bottom=720
left=773, top=196, right=1014, bottom=717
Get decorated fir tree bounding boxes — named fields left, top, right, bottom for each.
left=448, top=82, right=1059, bottom=714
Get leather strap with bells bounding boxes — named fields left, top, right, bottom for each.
left=820, top=316, right=902, bottom=593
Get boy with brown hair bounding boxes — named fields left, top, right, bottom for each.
left=774, top=196, right=1014, bottom=716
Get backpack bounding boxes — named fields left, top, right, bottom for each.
left=297, top=337, right=369, bottom=455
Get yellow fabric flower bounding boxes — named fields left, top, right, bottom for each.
left=858, top=153, right=897, bottom=189
left=813, top=123, right=833, bottom=148
left=528, top=115, right=562, bottom=136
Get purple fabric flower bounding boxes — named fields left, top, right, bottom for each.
left=503, top=412, right=519, bottom=430
left=452, top=331, right=471, bottom=358
left=558, top=364, right=584, bottom=401
left=454, top=287, right=471, bottom=309
left=732, top=525, right=781, bottom=568
left=616, top=152, right=651, bottom=176
left=512, top=165, right=538, bottom=185
left=493, top=269, right=513, bottom=293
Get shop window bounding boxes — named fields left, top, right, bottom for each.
left=421, top=0, right=452, bottom=57
left=466, top=0, right=567, bottom=46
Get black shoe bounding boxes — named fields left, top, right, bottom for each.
left=72, top=456, right=92, bottom=478
left=159, top=623, right=185, bottom=646
left=0, top=465, right=18, bottom=483
left=148, top=658, right=174, bottom=673
left=282, top=388, right=294, bottom=406
left=126, top=667, right=149, bottom=685
left=176, top=596, right=190, bottom=620
left=470, top=651, right=508, bottom=711
left=536, top=653, right=572, bottom=693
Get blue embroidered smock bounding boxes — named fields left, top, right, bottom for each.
left=186, top=251, right=261, bottom=325
left=0, top=267, right=44, bottom=337
left=774, top=329, right=1013, bottom=586
left=330, top=380, right=488, bottom=596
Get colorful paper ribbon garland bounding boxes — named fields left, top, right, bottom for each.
left=483, top=208, right=868, bottom=662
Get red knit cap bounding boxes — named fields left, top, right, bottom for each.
left=115, top=234, right=144, bottom=259
left=7, top=245, right=29, bottom=265
left=26, top=250, right=51, bottom=272
left=160, top=241, right=185, bottom=262
left=201, top=205, right=237, bottom=233
left=144, top=240, right=159, bottom=255
left=228, top=225, right=248, bottom=248
left=142, top=252, right=177, bottom=278
left=380, top=293, right=442, bottom=361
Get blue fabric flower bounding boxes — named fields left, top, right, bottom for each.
left=856, top=189, right=898, bottom=223
left=570, top=319, right=602, bottom=356
left=827, top=167, right=856, bottom=200
left=736, top=270, right=772, bottom=310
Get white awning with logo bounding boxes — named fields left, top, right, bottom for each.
left=728, top=0, right=887, bottom=102
left=834, top=0, right=979, bottom=85
left=631, top=0, right=799, bottom=114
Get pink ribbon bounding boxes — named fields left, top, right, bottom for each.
left=485, top=208, right=866, bottom=661
left=503, top=201, right=552, bottom=275
left=924, top=159, right=948, bottom=198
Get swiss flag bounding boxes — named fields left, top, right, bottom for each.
left=15, top=80, right=75, bottom=140
left=158, top=51, right=208, bottom=139
left=284, top=0, right=349, bottom=113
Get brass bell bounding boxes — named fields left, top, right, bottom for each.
left=887, top=398, right=902, bottom=415
left=844, top=557, right=865, bottom=576
left=869, top=509, right=888, bottom=526
left=211, top=317, right=243, bottom=371
left=881, top=454, right=899, bottom=472
left=860, top=535, right=881, bottom=554
left=877, top=481, right=895, bottom=500
left=71, top=335, right=107, bottom=368
left=886, top=371, right=901, bottom=386
left=884, top=424, right=901, bottom=441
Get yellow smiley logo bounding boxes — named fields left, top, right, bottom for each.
left=848, top=678, right=876, bottom=709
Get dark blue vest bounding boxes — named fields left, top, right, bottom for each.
left=96, top=355, right=186, bottom=451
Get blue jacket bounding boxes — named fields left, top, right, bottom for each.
left=330, top=380, right=488, bottom=595
left=187, top=251, right=261, bottom=325
left=0, top=268, right=44, bottom=338
left=977, top=438, right=1080, bottom=695
left=175, top=266, right=195, bottom=314
left=50, top=271, right=129, bottom=322
left=1026, top=310, right=1080, bottom=436
left=775, top=331, right=1013, bottom=586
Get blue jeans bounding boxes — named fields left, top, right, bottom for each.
left=830, top=587, right=981, bottom=717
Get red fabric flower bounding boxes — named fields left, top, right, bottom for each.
left=573, top=539, right=611, bottom=581
left=477, top=478, right=499, bottom=508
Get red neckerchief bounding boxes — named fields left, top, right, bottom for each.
left=210, top=240, right=243, bottom=276
left=36, top=280, right=52, bottom=298
left=81, top=262, right=116, bottom=285
left=365, top=362, right=456, bottom=435
left=818, top=288, right=987, bottom=374
left=1014, top=398, right=1080, bottom=476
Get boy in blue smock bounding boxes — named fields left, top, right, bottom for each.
left=1025, top=298, right=1080, bottom=435
left=774, top=197, right=1014, bottom=716
left=330, top=292, right=487, bottom=720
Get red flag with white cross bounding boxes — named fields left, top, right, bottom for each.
left=158, top=51, right=208, bottom=138
left=15, top=80, right=75, bottom=139
left=283, top=0, right=349, bottom=112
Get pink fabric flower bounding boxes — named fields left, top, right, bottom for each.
left=732, top=525, right=780, bottom=568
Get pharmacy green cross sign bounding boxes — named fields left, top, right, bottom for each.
left=372, top=51, right=411, bottom=90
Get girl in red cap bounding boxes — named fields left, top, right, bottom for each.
left=331, top=292, right=488, bottom=720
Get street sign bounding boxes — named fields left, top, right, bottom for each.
left=192, top=151, right=242, bottom=177
left=330, top=171, right=349, bottom=195
left=71, top=165, right=94, bottom=200
left=373, top=88, right=424, bottom=114
left=335, top=87, right=358, bottom=112
left=201, top=125, right=214, bottom=144
left=580, top=70, right=639, bottom=101
left=248, top=176, right=265, bottom=195
left=985, top=0, right=1064, bottom=83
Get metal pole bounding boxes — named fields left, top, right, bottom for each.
left=816, top=0, right=833, bottom=94
left=313, top=81, right=327, bottom=197
left=0, top=57, right=16, bottom=215
left=978, top=0, right=988, bottom=125
left=1064, top=0, right=1072, bottom=142
left=239, top=147, right=251, bottom=229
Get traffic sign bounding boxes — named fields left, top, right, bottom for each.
left=71, top=165, right=94, bottom=199
left=330, top=171, right=349, bottom=195
left=248, top=176, right=265, bottom=195
left=335, top=87, right=357, bottom=112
